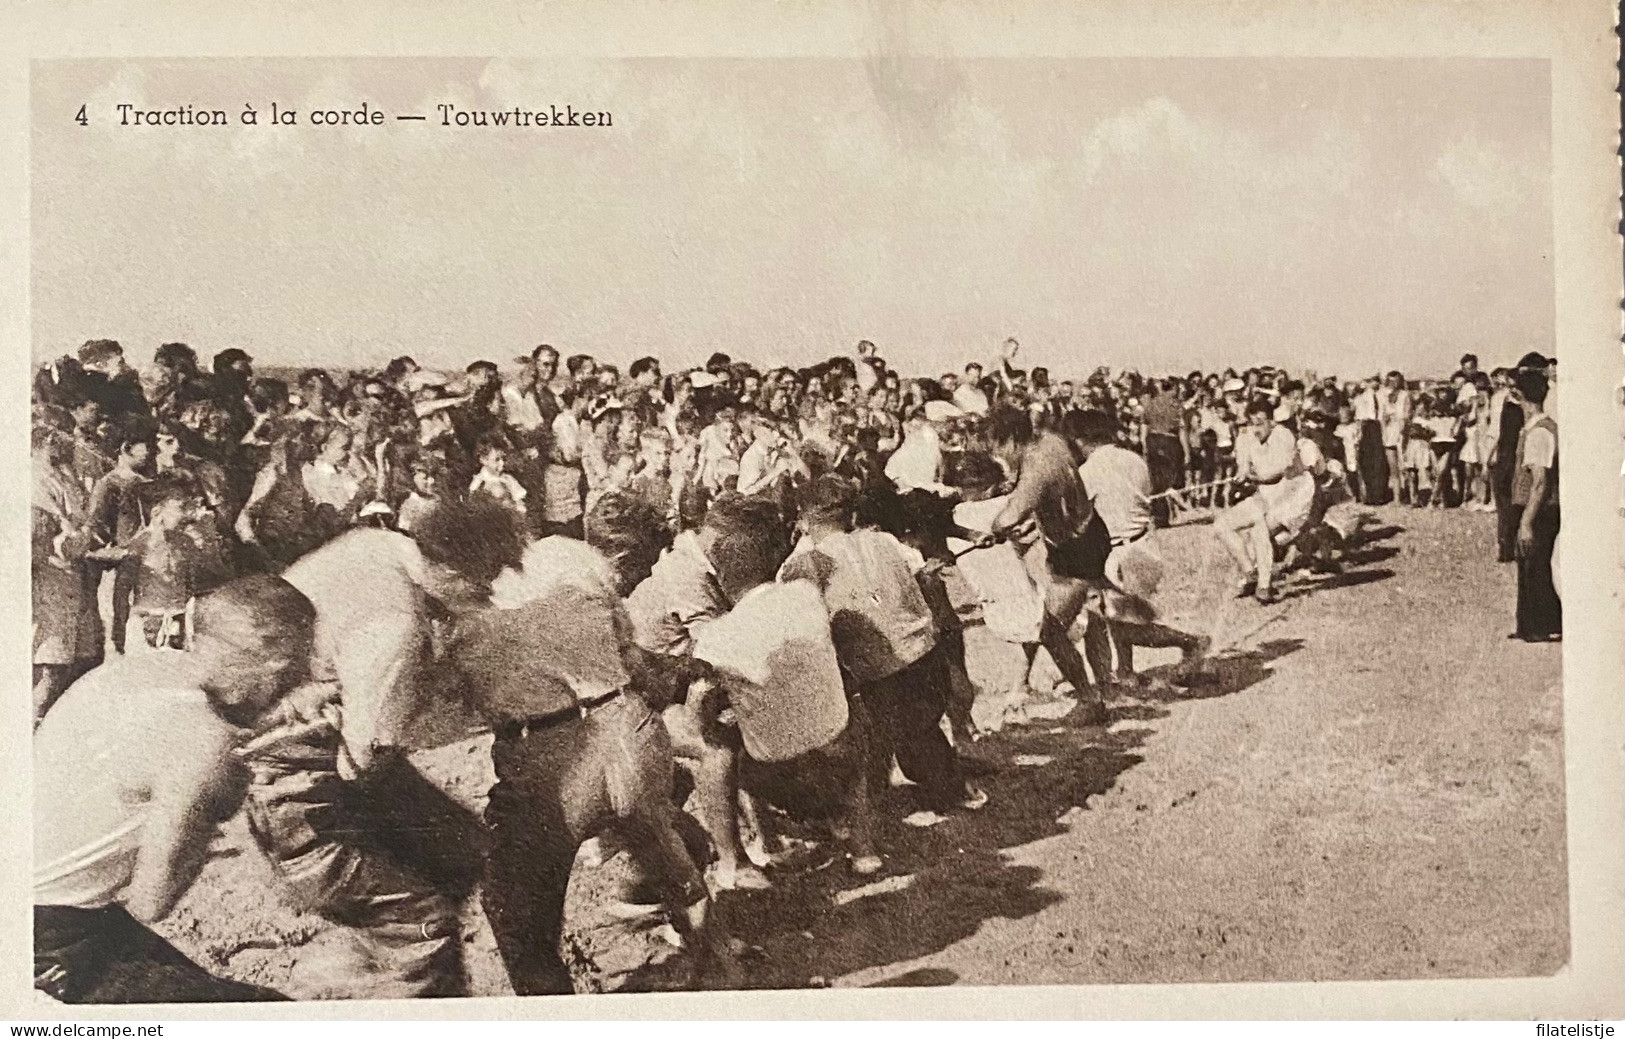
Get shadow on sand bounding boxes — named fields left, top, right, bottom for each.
left=1139, top=637, right=1306, bottom=703
left=608, top=528, right=1354, bottom=991
left=612, top=639, right=1309, bottom=991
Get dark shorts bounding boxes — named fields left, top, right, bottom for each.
left=1047, top=512, right=1113, bottom=582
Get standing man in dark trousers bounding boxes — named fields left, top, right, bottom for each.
left=1510, top=369, right=1561, bottom=641
left=1489, top=365, right=1527, bottom=563
left=1141, top=379, right=1188, bottom=527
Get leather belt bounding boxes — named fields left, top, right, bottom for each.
left=1112, top=528, right=1152, bottom=548
left=493, top=690, right=623, bottom=740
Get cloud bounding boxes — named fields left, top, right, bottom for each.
left=1078, top=96, right=1363, bottom=201
left=1079, top=96, right=1198, bottom=180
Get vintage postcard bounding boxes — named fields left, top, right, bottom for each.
left=1, top=0, right=1620, bottom=1022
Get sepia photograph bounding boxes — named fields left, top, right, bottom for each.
left=9, top=17, right=1620, bottom=1018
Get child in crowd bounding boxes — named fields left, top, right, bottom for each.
left=626, top=428, right=678, bottom=528
left=1424, top=398, right=1463, bottom=509
left=694, top=403, right=744, bottom=496
left=469, top=438, right=528, bottom=521
left=1402, top=397, right=1436, bottom=508
left=124, top=491, right=231, bottom=651
left=396, top=456, right=444, bottom=535
left=1334, top=404, right=1363, bottom=503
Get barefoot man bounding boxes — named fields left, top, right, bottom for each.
left=985, top=405, right=1110, bottom=725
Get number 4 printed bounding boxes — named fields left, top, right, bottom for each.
left=75, top=104, right=87, bottom=126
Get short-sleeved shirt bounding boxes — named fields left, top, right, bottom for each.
left=779, top=528, right=935, bottom=684
left=396, top=492, right=439, bottom=534
left=1079, top=444, right=1152, bottom=546
left=462, top=537, right=632, bottom=720
left=1512, top=414, right=1558, bottom=508
left=1235, top=425, right=1300, bottom=484
left=1352, top=389, right=1379, bottom=423
left=87, top=469, right=148, bottom=547
left=1521, top=420, right=1556, bottom=470
left=625, top=531, right=731, bottom=658
left=1378, top=390, right=1412, bottom=448
left=501, top=384, right=545, bottom=434
left=283, top=529, right=434, bottom=761
left=1426, top=416, right=1458, bottom=445
left=952, top=385, right=990, bottom=416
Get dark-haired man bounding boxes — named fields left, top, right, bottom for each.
left=77, top=340, right=151, bottom=438
left=626, top=492, right=789, bottom=890
left=1070, top=410, right=1209, bottom=689
left=1510, top=370, right=1560, bottom=642
left=1488, top=366, right=1526, bottom=562
left=629, top=355, right=663, bottom=392
left=1141, top=379, right=1187, bottom=526
left=34, top=576, right=315, bottom=1003
left=954, top=362, right=990, bottom=415
left=985, top=406, right=1109, bottom=725
left=781, top=476, right=980, bottom=868
left=461, top=495, right=734, bottom=995
left=149, top=343, right=203, bottom=421
left=453, top=360, right=504, bottom=459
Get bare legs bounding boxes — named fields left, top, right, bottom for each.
left=662, top=703, right=769, bottom=891
left=1038, top=576, right=1107, bottom=724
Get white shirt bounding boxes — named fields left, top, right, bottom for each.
left=1487, top=389, right=1512, bottom=432
left=1199, top=406, right=1234, bottom=448
left=551, top=411, right=583, bottom=465
left=1079, top=443, right=1152, bottom=546
left=1236, top=425, right=1301, bottom=484
left=854, top=357, right=880, bottom=394
left=1352, top=389, right=1379, bottom=423
left=302, top=459, right=360, bottom=512
left=470, top=469, right=528, bottom=511
left=952, top=384, right=990, bottom=416
left=1522, top=419, right=1557, bottom=470
left=778, top=529, right=935, bottom=683
left=885, top=422, right=947, bottom=494
left=283, top=529, right=440, bottom=764
left=34, top=654, right=220, bottom=909
left=501, top=384, right=545, bottom=433
left=737, top=438, right=786, bottom=495
left=950, top=496, right=1045, bottom=644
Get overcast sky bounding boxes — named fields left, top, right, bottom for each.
left=32, top=57, right=1552, bottom=379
